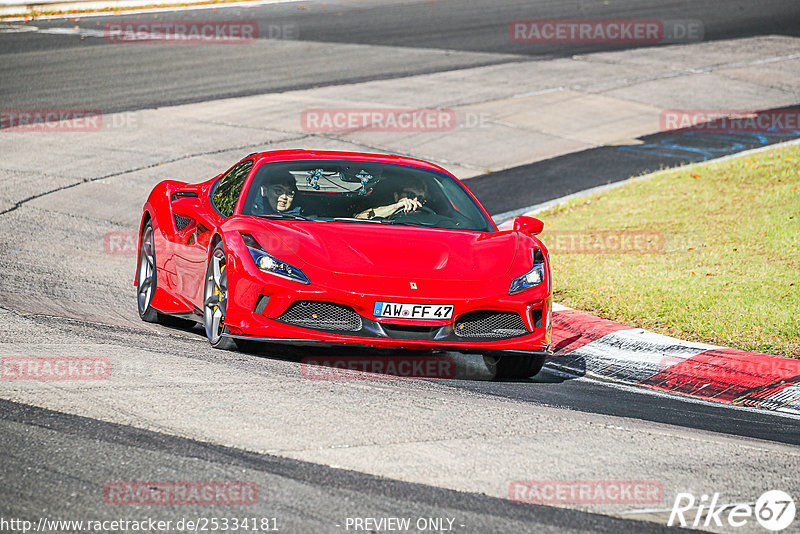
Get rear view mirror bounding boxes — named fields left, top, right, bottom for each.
left=513, top=216, right=544, bottom=235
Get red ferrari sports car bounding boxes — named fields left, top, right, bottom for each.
left=136, top=150, right=552, bottom=379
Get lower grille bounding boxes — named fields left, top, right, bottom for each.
left=454, top=311, right=527, bottom=339
left=278, top=301, right=362, bottom=332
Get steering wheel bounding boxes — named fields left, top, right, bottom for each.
left=387, top=205, right=462, bottom=228
left=388, top=205, right=436, bottom=219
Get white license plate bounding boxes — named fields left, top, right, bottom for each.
left=373, top=302, right=454, bottom=320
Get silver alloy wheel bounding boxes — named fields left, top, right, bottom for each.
left=204, top=247, right=227, bottom=345
left=137, top=224, right=156, bottom=315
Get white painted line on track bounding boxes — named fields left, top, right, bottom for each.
left=33, top=25, right=256, bottom=38
left=619, top=502, right=754, bottom=516
left=1, top=0, right=303, bottom=22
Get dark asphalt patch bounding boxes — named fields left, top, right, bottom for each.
left=467, top=105, right=800, bottom=216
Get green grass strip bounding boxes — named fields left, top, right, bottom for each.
left=540, top=143, right=800, bottom=358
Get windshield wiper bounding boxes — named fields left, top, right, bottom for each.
left=333, top=217, right=395, bottom=224
left=258, top=213, right=313, bottom=221
left=389, top=221, right=437, bottom=227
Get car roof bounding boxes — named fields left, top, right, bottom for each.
left=247, top=150, right=450, bottom=175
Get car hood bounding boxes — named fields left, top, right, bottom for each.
left=260, top=222, right=518, bottom=280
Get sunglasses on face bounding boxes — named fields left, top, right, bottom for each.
left=270, top=186, right=296, bottom=197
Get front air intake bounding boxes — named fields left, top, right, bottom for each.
left=277, top=301, right=362, bottom=332
left=454, top=311, right=528, bottom=339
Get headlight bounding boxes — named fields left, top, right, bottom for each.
left=509, top=249, right=546, bottom=294
left=242, top=233, right=310, bottom=285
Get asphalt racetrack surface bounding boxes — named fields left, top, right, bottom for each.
left=1, top=0, right=799, bottom=112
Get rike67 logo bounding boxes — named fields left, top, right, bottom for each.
left=669, top=490, right=795, bottom=531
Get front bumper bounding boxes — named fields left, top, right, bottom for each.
left=224, top=333, right=552, bottom=359
left=223, top=236, right=552, bottom=353
left=226, top=287, right=551, bottom=354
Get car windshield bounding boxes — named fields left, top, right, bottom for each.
left=241, top=160, right=494, bottom=232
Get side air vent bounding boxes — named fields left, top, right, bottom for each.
left=530, top=308, right=543, bottom=329
left=174, top=214, right=193, bottom=231
left=171, top=191, right=198, bottom=200
left=254, top=295, right=270, bottom=314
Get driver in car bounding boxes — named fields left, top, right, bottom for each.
left=258, top=172, right=301, bottom=214
left=355, top=179, right=427, bottom=219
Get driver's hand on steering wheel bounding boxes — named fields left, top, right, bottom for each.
left=354, top=196, right=424, bottom=219
left=393, top=196, right=422, bottom=213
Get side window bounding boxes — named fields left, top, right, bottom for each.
left=211, top=160, right=253, bottom=217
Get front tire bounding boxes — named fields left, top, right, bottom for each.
left=203, top=240, right=238, bottom=350
left=484, top=353, right=547, bottom=380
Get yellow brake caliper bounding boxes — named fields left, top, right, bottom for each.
left=215, top=264, right=226, bottom=326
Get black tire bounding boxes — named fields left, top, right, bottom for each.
left=203, top=240, right=238, bottom=350
left=137, top=220, right=199, bottom=328
left=484, top=353, right=547, bottom=380
left=137, top=221, right=160, bottom=323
